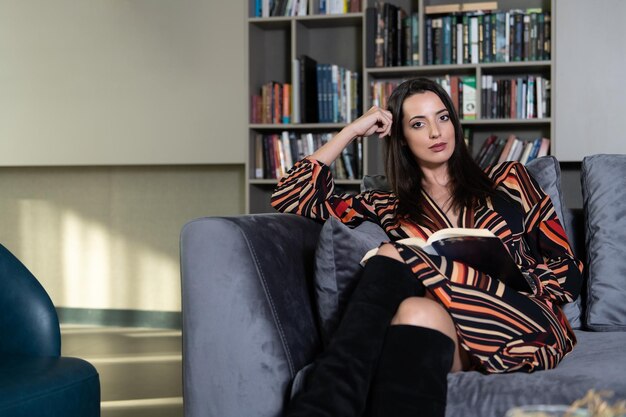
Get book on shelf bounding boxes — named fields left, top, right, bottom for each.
left=254, top=134, right=264, bottom=179
left=370, top=79, right=402, bottom=109
left=365, top=7, right=378, bottom=67
left=368, top=3, right=418, bottom=67
left=474, top=135, right=551, bottom=168
left=360, top=228, right=533, bottom=293
left=250, top=81, right=292, bottom=124
left=424, top=8, right=550, bottom=65
left=311, top=0, right=360, bottom=15
left=254, top=0, right=362, bottom=17
left=480, top=75, right=550, bottom=120
left=254, top=132, right=363, bottom=180
left=461, top=75, right=477, bottom=120
left=299, top=55, right=319, bottom=123
left=292, top=59, right=301, bottom=123
left=314, top=63, right=359, bottom=123
left=424, top=2, right=497, bottom=15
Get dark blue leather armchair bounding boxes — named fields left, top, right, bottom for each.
left=0, top=244, right=100, bottom=417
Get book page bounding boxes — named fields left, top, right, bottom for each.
left=359, top=236, right=427, bottom=265
left=428, top=227, right=495, bottom=243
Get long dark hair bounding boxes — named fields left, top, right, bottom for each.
left=384, top=77, right=495, bottom=223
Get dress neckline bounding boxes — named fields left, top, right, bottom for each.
left=420, top=189, right=474, bottom=229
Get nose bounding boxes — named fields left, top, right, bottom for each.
left=429, top=125, right=441, bottom=139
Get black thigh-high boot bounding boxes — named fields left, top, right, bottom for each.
left=366, top=324, right=456, bottom=417
left=285, top=255, right=424, bottom=417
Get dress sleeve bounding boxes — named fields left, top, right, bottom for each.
left=491, top=162, right=583, bottom=304
left=270, top=158, right=392, bottom=227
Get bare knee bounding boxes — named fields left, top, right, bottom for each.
left=376, top=243, right=403, bottom=262
left=391, top=297, right=456, bottom=338
left=392, top=297, right=468, bottom=372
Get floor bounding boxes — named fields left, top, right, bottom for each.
left=60, top=325, right=183, bottom=417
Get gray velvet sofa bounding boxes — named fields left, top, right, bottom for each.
left=180, top=154, right=626, bottom=417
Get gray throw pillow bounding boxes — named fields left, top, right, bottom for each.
left=526, top=156, right=582, bottom=329
left=314, top=216, right=389, bottom=344
left=582, top=154, right=626, bottom=331
left=361, top=156, right=582, bottom=328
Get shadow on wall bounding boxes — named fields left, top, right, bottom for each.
left=0, top=164, right=245, bottom=312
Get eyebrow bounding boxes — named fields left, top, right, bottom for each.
left=408, top=108, right=448, bottom=122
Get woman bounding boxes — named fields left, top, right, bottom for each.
left=271, top=78, right=582, bottom=417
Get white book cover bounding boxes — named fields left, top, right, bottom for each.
left=298, top=0, right=308, bottom=16
left=456, top=23, right=464, bottom=64
left=506, top=139, right=521, bottom=161
left=262, top=0, right=270, bottom=17
left=281, top=131, right=293, bottom=169
left=470, top=16, right=479, bottom=64
left=519, top=141, right=534, bottom=164
left=511, top=139, right=525, bottom=162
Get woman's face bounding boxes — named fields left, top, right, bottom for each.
left=401, top=91, right=456, bottom=170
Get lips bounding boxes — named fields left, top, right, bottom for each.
left=429, top=142, right=447, bottom=152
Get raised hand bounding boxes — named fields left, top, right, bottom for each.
left=347, top=106, right=393, bottom=139
left=308, top=106, right=393, bottom=166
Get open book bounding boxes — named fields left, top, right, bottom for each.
left=361, top=228, right=532, bottom=293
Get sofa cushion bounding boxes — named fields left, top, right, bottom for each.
left=446, top=330, right=626, bottom=417
left=361, top=156, right=582, bottom=328
left=314, top=217, right=388, bottom=343
left=525, top=156, right=582, bottom=329
left=582, top=154, right=626, bottom=331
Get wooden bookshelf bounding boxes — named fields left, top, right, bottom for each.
left=246, top=0, right=555, bottom=213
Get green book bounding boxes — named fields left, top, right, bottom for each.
left=461, top=75, right=477, bottom=120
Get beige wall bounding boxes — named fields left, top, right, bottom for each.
left=0, top=165, right=245, bottom=311
left=0, top=1, right=248, bottom=312
left=0, top=0, right=246, bottom=165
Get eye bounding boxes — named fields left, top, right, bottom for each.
left=411, top=121, right=425, bottom=129
left=440, top=114, right=450, bottom=121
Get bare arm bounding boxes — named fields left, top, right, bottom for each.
left=309, top=106, right=393, bottom=165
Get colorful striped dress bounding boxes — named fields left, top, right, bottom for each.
left=271, top=158, right=583, bottom=374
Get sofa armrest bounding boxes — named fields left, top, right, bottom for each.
left=180, top=213, right=323, bottom=417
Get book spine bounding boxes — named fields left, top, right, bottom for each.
left=443, top=15, right=452, bottom=65
left=365, top=7, right=377, bottom=67
left=292, top=59, right=300, bottom=123
left=282, top=83, right=291, bottom=124
left=462, top=75, right=477, bottom=120
left=433, top=17, right=442, bottom=65
left=411, top=13, right=419, bottom=65
left=254, top=133, right=264, bottom=178
left=426, top=17, right=433, bottom=65
left=537, top=13, right=545, bottom=60
left=477, top=14, right=484, bottom=63
left=529, top=12, right=538, bottom=61
left=316, top=64, right=324, bottom=122
left=331, top=64, right=339, bottom=123
left=523, top=13, right=530, bottom=61
left=281, top=131, right=293, bottom=170
left=470, top=15, right=479, bottom=64
left=483, top=12, right=492, bottom=63
left=375, top=3, right=385, bottom=67
left=543, top=14, right=551, bottom=60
